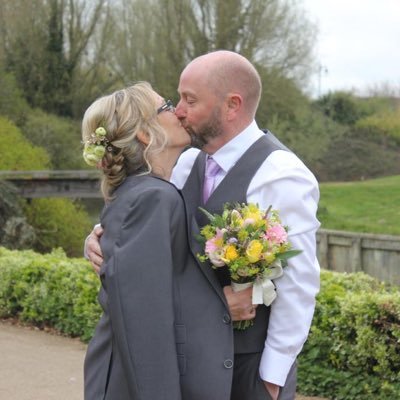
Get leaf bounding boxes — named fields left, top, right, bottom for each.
left=198, top=207, right=216, bottom=223
left=195, top=234, right=206, bottom=244
left=276, top=249, right=303, bottom=260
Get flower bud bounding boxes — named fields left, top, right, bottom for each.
left=94, top=145, right=106, bottom=157
left=95, top=127, right=107, bottom=136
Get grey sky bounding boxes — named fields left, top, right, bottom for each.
left=302, top=0, right=400, bottom=97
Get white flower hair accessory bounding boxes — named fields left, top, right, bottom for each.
left=83, top=126, right=112, bottom=166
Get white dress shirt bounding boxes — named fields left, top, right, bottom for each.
left=171, top=120, right=321, bottom=386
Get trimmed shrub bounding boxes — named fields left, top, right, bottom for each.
left=1, top=246, right=399, bottom=398
left=298, top=270, right=400, bottom=399
left=0, top=247, right=101, bottom=342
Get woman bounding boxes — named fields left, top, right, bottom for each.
left=82, top=82, right=184, bottom=399
left=82, top=82, right=234, bottom=400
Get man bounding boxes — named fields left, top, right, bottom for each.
left=86, top=50, right=320, bottom=400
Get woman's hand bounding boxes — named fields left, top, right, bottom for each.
left=85, top=225, right=104, bottom=274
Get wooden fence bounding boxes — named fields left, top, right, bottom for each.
left=317, top=229, right=400, bottom=285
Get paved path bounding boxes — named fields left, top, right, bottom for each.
left=0, top=320, right=326, bottom=400
left=0, top=321, right=86, bottom=400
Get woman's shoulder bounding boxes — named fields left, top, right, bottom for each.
left=119, top=174, right=182, bottom=205
left=102, top=175, right=183, bottom=223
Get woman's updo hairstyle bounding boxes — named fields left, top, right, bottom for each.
left=81, top=82, right=168, bottom=200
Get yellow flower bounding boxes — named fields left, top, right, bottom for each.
left=263, top=251, right=276, bottom=264
left=224, top=245, right=239, bottom=262
left=242, top=203, right=264, bottom=226
left=246, top=240, right=263, bottom=263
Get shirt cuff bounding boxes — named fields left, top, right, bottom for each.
left=259, top=346, right=296, bottom=387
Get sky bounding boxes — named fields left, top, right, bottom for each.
left=301, top=0, right=400, bottom=97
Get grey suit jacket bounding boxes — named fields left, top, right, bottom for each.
left=84, top=175, right=234, bottom=400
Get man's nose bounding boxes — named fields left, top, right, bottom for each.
left=175, top=101, right=185, bottom=119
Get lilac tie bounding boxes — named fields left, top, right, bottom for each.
left=203, top=157, right=221, bottom=203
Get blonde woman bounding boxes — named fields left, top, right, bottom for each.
left=82, top=82, right=234, bottom=400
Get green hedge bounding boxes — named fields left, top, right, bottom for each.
left=298, top=270, right=400, bottom=399
left=0, top=247, right=101, bottom=342
left=1, top=247, right=399, bottom=398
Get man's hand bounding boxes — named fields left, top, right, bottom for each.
left=263, top=381, right=280, bottom=400
left=223, top=286, right=257, bottom=321
left=86, top=225, right=104, bottom=274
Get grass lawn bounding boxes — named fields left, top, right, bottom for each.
left=318, top=175, right=400, bottom=236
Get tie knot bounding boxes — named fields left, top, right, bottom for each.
left=203, top=157, right=221, bottom=203
left=205, top=157, right=220, bottom=178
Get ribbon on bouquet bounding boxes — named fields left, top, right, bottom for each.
left=231, top=261, right=284, bottom=307
left=253, top=260, right=284, bottom=306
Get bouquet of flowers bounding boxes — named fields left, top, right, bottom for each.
left=197, top=202, right=301, bottom=329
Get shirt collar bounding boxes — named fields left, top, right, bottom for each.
left=210, top=120, right=264, bottom=173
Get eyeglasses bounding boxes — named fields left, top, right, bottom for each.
left=157, top=99, right=175, bottom=114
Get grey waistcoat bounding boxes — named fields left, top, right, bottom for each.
left=182, top=131, right=289, bottom=354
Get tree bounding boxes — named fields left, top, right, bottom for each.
left=315, top=92, right=367, bottom=126
left=0, top=0, right=114, bottom=118
left=0, top=67, right=30, bottom=125
left=356, top=109, right=400, bottom=144
left=0, top=117, right=50, bottom=170
left=109, top=0, right=317, bottom=101
left=21, top=109, right=85, bottom=170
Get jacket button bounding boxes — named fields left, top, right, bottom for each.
left=223, top=359, right=233, bottom=369
left=223, top=314, right=231, bottom=324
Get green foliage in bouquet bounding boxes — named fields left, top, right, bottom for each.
left=297, top=270, right=400, bottom=399
left=0, top=247, right=101, bottom=342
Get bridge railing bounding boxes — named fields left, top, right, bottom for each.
left=0, top=170, right=102, bottom=198
left=1, top=170, right=400, bottom=285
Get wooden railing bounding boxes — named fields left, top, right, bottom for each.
left=0, top=170, right=102, bottom=198
left=317, top=229, right=400, bottom=285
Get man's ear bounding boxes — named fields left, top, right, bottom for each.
left=137, top=130, right=150, bottom=145
left=226, top=94, right=242, bottom=120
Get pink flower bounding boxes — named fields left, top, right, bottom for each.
left=205, top=229, right=224, bottom=252
left=265, top=224, right=287, bottom=244
left=205, top=229, right=226, bottom=267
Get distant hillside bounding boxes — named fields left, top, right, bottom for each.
left=318, top=175, right=400, bottom=236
